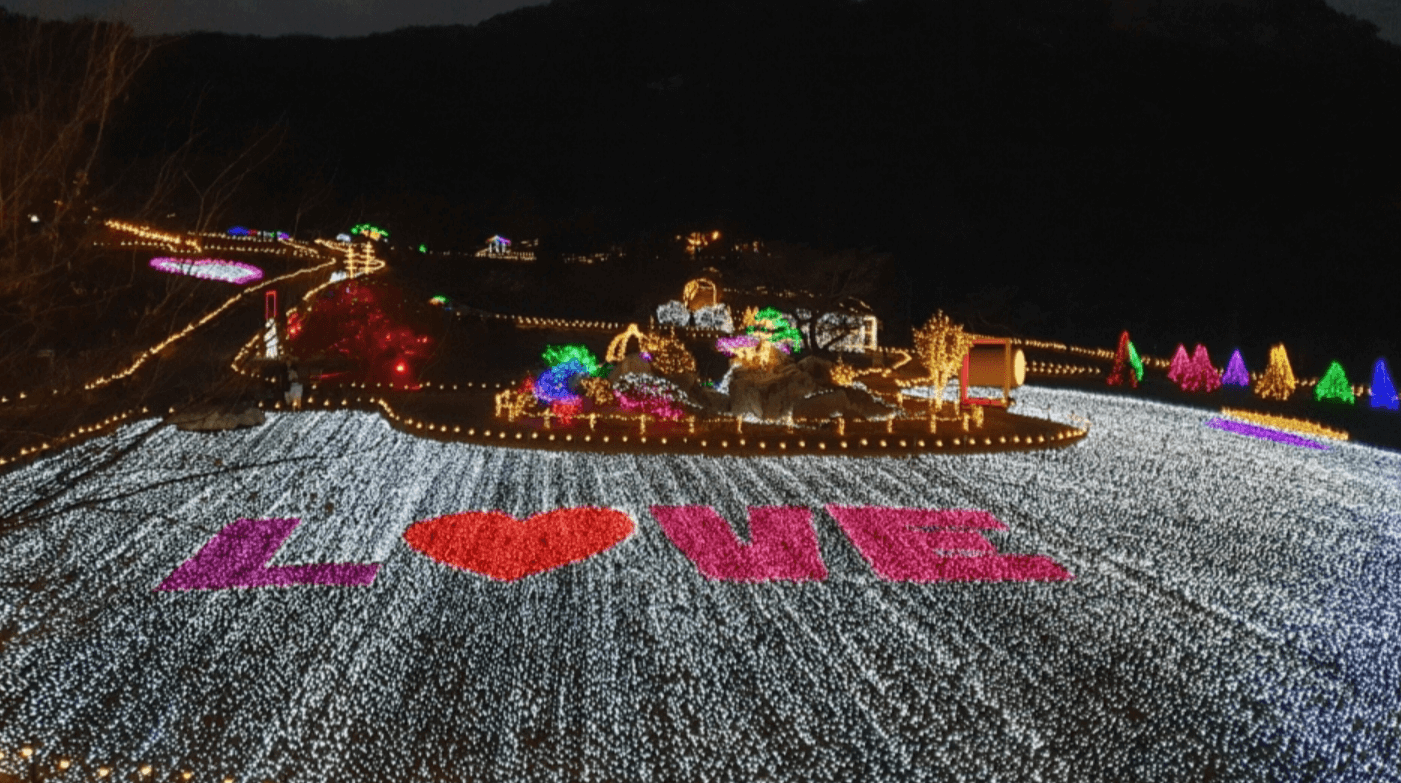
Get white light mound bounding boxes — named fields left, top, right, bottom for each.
left=655, top=300, right=690, bottom=327
left=692, top=303, right=733, bottom=332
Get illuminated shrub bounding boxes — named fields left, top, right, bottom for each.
left=286, top=279, right=434, bottom=386
left=692, top=304, right=734, bottom=332
left=613, top=374, right=689, bottom=419
left=913, top=311, right=975, bottom=411
left=646, top=335, right=697, bottom=376
left=747, top=307, right=802, bottom=354
left=656, top=300, right=690, bottom=327
left=532, top=345, right=608, bottom=407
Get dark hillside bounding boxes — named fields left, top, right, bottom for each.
left=97, top=0, right=1401, bottom=376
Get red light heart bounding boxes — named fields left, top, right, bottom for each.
left=403, top=507, right=634, bottom=581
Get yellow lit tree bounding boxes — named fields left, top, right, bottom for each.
left=1255, top=343, right=1297, bottom=401
left=913, top=311, right=975, bottom=411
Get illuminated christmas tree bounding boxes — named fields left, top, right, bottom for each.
left=1128, top=341, right=1144, bottom=383
left=1107, top=331, right=1137, bottom=388
left=1167, top=344, right=1191, bottom=385
left=1221, top=349, right=1250, bottom=387
left=1314, top=361, right=1355, bottom=404
left=1179, top=344, right=1221, bottom=393
left=1370, top=358, right=1398, bottom=411
left=1255, top=344, right=1297, bottom=401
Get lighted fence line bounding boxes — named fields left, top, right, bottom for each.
left=251, top=389, right=1087, bottom=455
left=104, top=221, right=319, bottom=258
left=83, top=260, right=340, bottom=391
left=102, top=220, right=202, bottom=252
left=0, top=407, right=149, bottom=469
left=0, top=744, right=226, bottom=783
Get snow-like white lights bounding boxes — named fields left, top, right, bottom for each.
left=0, top=387, right=1397, bottom=782
left=149, top=257, right=264, bottom=285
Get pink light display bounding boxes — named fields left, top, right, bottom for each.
left=1167, top=344, right=1191, bottom=386
left=149, top=257, right=264, bottom=285
left=652, top=506, right=827, bottom=582
left=1177, top=344, right=1221, bottom=393
left=826, top=506, right=1073, bottom=582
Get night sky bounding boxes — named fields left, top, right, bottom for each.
left=8, top=0, right=1401, bottom=44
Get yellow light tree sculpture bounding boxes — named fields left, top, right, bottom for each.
left=1255, top=343, right=1297, bottom=401
left=913, top=311, right=975, bottom=412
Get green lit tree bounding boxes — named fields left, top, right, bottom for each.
left=1315, top=361, right=1355, bottom=404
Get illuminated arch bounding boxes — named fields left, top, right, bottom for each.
left=683, top=278, right=720, bottom=311
left=606, top=323, right=648, bottom=363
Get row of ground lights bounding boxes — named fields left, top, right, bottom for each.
left=254, top=396, right=1087, bottom=452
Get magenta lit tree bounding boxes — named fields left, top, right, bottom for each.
left=1179, top=344, right=1221, bottom=393
left=1167, top=344, right=1191, bottom=386
left=1222, top=349, right=1250, bottom=387
left=1106, top=331, right=1138, bottom=388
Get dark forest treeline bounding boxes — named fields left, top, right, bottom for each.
left=7, top=0, right=1400, bottom=375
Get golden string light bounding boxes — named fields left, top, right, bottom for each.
left=1220, top=408, right=1348, bottom=441
left=84, top=259, right=339, bottom=391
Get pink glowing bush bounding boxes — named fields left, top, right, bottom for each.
left=613, top=374, right=688, bottom=420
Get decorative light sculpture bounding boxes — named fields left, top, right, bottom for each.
left=149, top=258, right=264, bottom=285
left=1179, top=344, right=1221, bottom=393
left=350, top=224, right=389, bottom=241
left=1107, top=331, right=1137, bottom=388
left=1370, top=358, right=1397, bottom=410
left=1222, top=349, right=1250, bottom=387
left=1255, top=343, right=1297, bottom=401
left=1167, top=344, right=1191, bottom=386
left=1315, top=361, right=1355, bottom=404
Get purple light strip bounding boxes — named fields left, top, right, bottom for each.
left=1205, top=417, right=1328, bottom=450
left=157, top=518, right=379, bottom=591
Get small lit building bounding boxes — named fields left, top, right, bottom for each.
left=474, top=235, right=537, bottom=261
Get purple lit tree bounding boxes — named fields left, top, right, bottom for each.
left=1222, top=349, right=1250, bottom=387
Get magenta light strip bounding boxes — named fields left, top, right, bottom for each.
left=149, top=257, right=264, bottom=285
left=1205, top=417, right=1327, bottom=450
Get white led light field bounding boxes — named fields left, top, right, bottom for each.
left=0, top=387, right=1397, bottom=782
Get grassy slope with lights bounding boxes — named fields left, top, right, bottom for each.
left=0, top=386, right=1397, bottom=781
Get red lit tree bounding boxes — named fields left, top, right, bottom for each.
left=1107, top=330, right=1138, bottom=388
left=286, top=279, right=436, bottom=386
